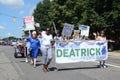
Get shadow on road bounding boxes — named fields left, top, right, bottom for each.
left=49, top=66, right=99, bottom=71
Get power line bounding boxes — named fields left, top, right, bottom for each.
left=0, top=12, right=23, bottom=22
left=0, top=12, right=21, bottom=19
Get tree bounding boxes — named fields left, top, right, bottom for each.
left=2, top=36, right=17, bottom=40
left=33, top=0, right=52, bottom=30
left=33, top=0, right=120, bottom=49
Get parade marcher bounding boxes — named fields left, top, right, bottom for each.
left=25, top=39, right=30, bottom=63
left=41, top=27, right=53, bottom=72
left=37, top=32, right=42, bottom=56
left=27, top=31, right=41, bottom=67
left=95, top=31, right=107, bottom=68
left=54, top=33, right=62, bottom=41
left=24, top=32, right=30, bottom=63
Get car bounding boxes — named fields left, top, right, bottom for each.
left=11, top=41, right=17, bottom=46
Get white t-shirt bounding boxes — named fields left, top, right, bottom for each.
left=41, top=31, right=53, bottom=48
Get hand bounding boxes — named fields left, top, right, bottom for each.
left=93, top=32, right=97, bottom=36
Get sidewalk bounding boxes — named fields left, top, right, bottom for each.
left=0, top=52, right=20, bottom=80
left=108, top=51, right=120, bottom=57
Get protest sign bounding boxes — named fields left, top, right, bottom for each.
left=36, top=23, right=40, bottom=27
left=79, top=25, right=90, bottom=36
left=23, top=16, right=35, bottom=31
left=62, top=23, right=74, bottom=37
left=73, top=30, right=80, bottom=40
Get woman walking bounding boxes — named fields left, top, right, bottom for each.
left=27, top=31, right=41, bottom=67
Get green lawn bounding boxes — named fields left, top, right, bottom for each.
left=114, top=50, right=120, bottom=53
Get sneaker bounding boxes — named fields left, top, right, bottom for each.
left=102, top=64, right=107, bottom=68
left=25, top=58, right=28, bottom=63
left=98, top=65, right=103, bottom=68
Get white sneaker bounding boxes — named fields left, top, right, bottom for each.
left=25, top=58, right=28, bottom=63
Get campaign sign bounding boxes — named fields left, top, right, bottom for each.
left=62, top=23, right=74, bottom=37
left=23, top=16, right=35, bottom=31
left=79, top=25, right=90, bottom=36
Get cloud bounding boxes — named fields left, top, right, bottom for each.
left=29, top=5, right=36, bottom=15
left=7, top=32, right=14, bottom=37
left=0, top=25, right=5, bottom=29
left=19, top=10, right=24, bottom=15
left=0, top=0, right=24, bottom=8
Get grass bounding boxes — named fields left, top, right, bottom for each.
left=114, top=50, right=120, bottom=53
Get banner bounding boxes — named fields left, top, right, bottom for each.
left=79, top=25, right=90, bottom=36
left=23, top=16, right=35, bottom=31
left=55, top=40, right=108, bottom=63
left=62, top=23, right=74, bottom=37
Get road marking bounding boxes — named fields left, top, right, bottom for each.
left=94, top=61, right=120, bottom=69
left=106, top=63, right=120, bottom=69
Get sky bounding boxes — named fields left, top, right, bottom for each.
left=0, top=0, right=42, bottom=39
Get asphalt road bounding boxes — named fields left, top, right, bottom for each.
left=0, top=45, right=120, bottom=80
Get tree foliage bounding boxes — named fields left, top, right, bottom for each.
left=33, top=0, right=120, bottom=49
left=33, top=0, right=52, bottom=30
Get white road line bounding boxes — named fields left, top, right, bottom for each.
left=106, top=63, right=120, bottom=69
left=94, top=61, right=120, bottom=69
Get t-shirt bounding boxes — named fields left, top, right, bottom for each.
left=27, top=37, right=41, bottom=50
left=41, top=31, right=53, bottom=48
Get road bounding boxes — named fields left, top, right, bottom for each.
left=0, top=45, right=120, bottom=80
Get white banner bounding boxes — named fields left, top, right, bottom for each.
left=55, top=40, right=108, bottom=63
left=23, top=16, right=35, bottom=31
left=62, top=23, right=74, bottom=37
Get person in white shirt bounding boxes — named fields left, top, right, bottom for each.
left=41, top=27, right=53, bottom=72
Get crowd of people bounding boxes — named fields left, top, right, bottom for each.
left=22, top=27, right=53, bottom=72
left=14, top=27, right=109, bottom=72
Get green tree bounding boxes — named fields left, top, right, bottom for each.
left=3, top=36, right=17, bottom=40
left=33, top=0, right=120, bottom=49
left=33, top=0, right=52, bottom=30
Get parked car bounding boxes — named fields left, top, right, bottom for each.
left=11, top=41, right=17, bottom=46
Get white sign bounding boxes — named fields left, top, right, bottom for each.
left=79, top=25, right=90, bottom=36
left=23, top=16, right=35, bottom=31
left=62, top=23, right=74, bottom=37
left=36, top=23, right=40, bottom=27
left=55, top=40, right=108, bottom=63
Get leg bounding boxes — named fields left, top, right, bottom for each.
left=25, top=47, right=29, bottom=63
left=33, top=58, right=37, bottom=67
left=98, top=61, right=102, bottom=68
left=45, top=48, right=52, bottom=71
left=41, top=47, right=47, bottom=71
left=102, top=60, right=107, bottom=68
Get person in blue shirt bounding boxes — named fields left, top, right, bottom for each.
left=27, top=31, right=41, bottom=67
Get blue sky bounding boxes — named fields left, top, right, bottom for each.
left=0, top=0, right=42, bottom=39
